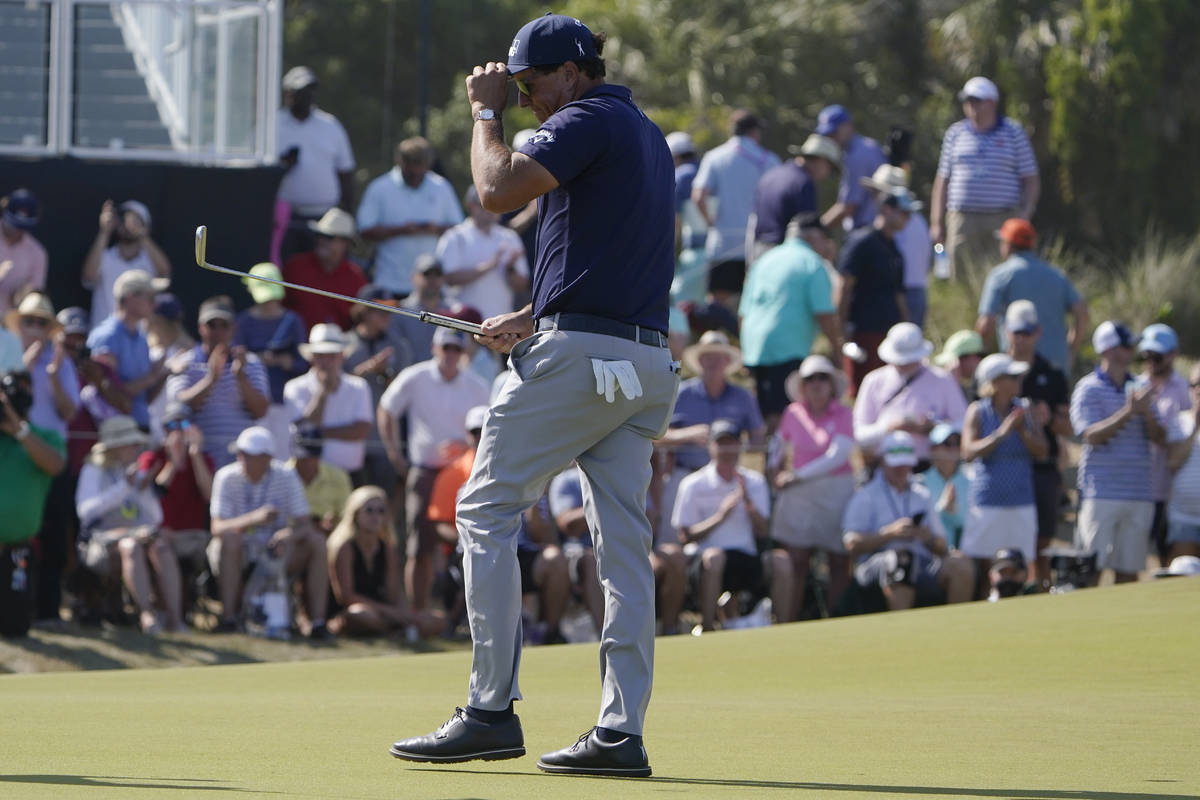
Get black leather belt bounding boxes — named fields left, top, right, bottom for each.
left=536, top=313, right=667, bottom=347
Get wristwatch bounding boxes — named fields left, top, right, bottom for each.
left=15, top=421, right=30, bottom=441
left=474, top=108, right=497, bottom=122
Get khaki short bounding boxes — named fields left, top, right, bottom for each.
left=165, top=528, right=211, bottom=562
left=946, top=207, right=1015, bottom=281
left=1075, top=498, right=1154, bottom=575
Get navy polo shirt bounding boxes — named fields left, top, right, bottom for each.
left=837, top=227, right=904, bottom=334
left=751, top=160, right=816, bottom=245
left=518, top=84, right=674, bottom=332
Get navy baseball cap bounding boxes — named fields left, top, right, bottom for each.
left=153, top=292, right=183, bottom=322
left=57, top=306, right=89, bottom=335
left=3, top=188, right=40, bottom=230
left=506, top=13, right=597, bottom=73
left=816, top=104, right=851, bottom=136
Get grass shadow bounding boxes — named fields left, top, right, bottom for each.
left=0, top=774, right=275, bottom=793
left=413, top=768, right=1199, bottom=799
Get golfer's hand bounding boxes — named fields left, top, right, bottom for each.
left=466, top=62, right=510, bottom=115
left=478, top=308, right=533, bottom=354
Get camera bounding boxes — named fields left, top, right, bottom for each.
left=1044, top=547, right=1098, bottom=593
left=0, top=371, right=33, bottom=420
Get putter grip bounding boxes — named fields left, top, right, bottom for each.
left=420, top=312, right=483, bottom=336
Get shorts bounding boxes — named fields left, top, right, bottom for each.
left=960, top=503, right=1037, bottom=562
left=1075, top=498, right=1154, bottom=575
left=750, top=359, right=803, bottom=419
left=1032, top=467, right=1062, bottom=543
left=770, top=473, right=854, bottom=552
left=517, top=547, right=540, bottom=594
left=706, top=258, right=746, bottom=295
left=78, top=529, right=132, bottom=575
left=405, top=466, right=441, bottom=559
left=688, top=548, right=764, bottom=595
left=207, top=530, right=272, bottom=578
left=166, top=528, right=211, bottom=562
left=1166, top=517, right=1200, bottom=546
left=854, top=547, right=945, bottom=606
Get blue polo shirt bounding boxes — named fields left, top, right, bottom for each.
left=669, top=378, right=763, bottom=471
left=1070, top=368, right=1155, bottom=501
left=978, top=251, right=1081, bottom=372
left=518, top=84, right=674, bottom=332
left=751, top=161, right=816, bottom=245
left=86, top=315, right=152, bottom=427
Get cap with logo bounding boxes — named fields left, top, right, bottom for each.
left=282, top=65, right=318, bottom=92
left=233, top=426, right=275, bottom=456
left=997, top=218, right=1036, bottom=250
left=879, top=430, right=919, bottom=467
left=3, top=188, right=40, bottom=230
left=1092, top=320, right=1136, bottom=354
left=991, top=547, right=1027, bottom=572
left=1137, top=323, right=1178, bottom=355
left=506, top=13, right=597, bottom=74
left=432, top=326, right=467, bottom=349
left=292, top=422, right=324, bottom=458
left=57, top=306, right=89, bottom=335
left=929, top=422, right=961, bottom=447
left=708, top=418, right=742, bottom=442
left=198, top=296, right=235, bottom=325
left=153, top=292, right=183, bottom=322
left=959, top=76, right=1000, bottom=102
left=815, top=104, right=852, bottom=136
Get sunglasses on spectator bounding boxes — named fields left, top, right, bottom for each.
left=935, top=437, right=962, bottom=447
left=165, top=419, right=191, bottom=432
left=20, top=316, right=49, bottom=328
left=203, top=319, right=231, bottom=329
left=1010, top=329, right=1035, bottom=337
left=361, top=505, right=388, bottom=515
left=1141, top=351, right=1166, bottom=362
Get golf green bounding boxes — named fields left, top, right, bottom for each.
left=1, top=579, right=1196, bottom=799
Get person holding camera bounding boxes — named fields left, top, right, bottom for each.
left=842, top=431, right=975, bottom=612
left=81, top=199, right=172, bottom=327
left=0, top=370, right=66, bottom=637
left=74, top=415, right=171, bottom=633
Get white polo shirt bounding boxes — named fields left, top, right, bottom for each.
left=283, top=370, right=374, bottom=471
left=356, top=169, right=463, bottom=295
left=671, top=463, right=770, bottom=556
left=276, top=107, right=356, bottom=217
left=378, top=359, right=490, bottom=468
left=85, top=246, right=155, bottom=326
left=436, top=220, right=529, bottom=320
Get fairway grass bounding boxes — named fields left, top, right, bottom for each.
left=1, top=579, right=1197, bottom=800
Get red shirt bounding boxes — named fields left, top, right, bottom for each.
left=282, top=252, right=367, bottom=331
left=137, top=448, right=215, bottom=531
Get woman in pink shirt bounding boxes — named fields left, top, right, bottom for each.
left=768, top=355, right=856, bottom=615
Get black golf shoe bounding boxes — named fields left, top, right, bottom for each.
left=536, top=728, right=651, bottom=777
left=389, top=708, right=525, bottom=763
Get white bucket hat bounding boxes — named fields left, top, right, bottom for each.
left=89, top=415, right=148, bottom=462
left=299, top=323, right=352, bottom=360
left=860, top=164, right=910, bottom=192
left=877, top=322, right=934, bottom=366
left=785, top=354, right=847, bottom=401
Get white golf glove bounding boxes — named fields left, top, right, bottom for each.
left=591, top=358, right=643, bottom=403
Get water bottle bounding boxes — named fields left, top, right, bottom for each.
left=933, top=243, right=951, bottom=279
left=261, top=557, right=291, bottom=641
left=10, top=549, right=27, bottom=593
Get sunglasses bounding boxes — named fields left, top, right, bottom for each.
left=164, top=419, right=191, bottom=432
left=1010, top=329, right=1035, bottom=337
left=20, top=316, right=50, bottom=328
left=362, top=505, right=388, bottom=515
left=203, top=318, right=231, bottom=329
left=1141, top=352, right=1165, bottom=362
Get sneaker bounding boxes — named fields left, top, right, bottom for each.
left=389, top=708, right=525, bottom=763
left=537, top=728, right=651, bottom=778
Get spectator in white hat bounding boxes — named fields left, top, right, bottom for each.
left=1070, top=321, right=1164, bottom=584
left=769, top=355, right=856, bottom=612
left=929, top=76, right=1040, bottom=280
left=276, top=65, right=357, bottom=263
left=284, top=323, right=373, bottom=477
left=81, top=199, right=171, bottom=327
left=960, top=354, right=1047, bottom=583
left=209, top=426, right=327, bottom=636
left=853, top=322, right=967, bottom=463
left=1136, top=324, right=1191, bottom=567
left=748, top=133, right=841, bottom=265
left=1004, top=300, right=1072, bottom=587
left=861, top=165, right=933, bottom=328
left=283, top=208, right=368, bottom=332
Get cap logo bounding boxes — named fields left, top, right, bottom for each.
left=529, top=130, right=554, bottom=145
left=575, top=38, right=584, bottom=56
left=508, top=39, right=519, bottom=57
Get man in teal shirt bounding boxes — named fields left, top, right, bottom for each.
left=739, top=213, right=842, bottom=426
left=0, top=371, right=66, bottom=637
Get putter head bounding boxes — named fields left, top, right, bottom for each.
left=194, top=225, right=208, bottom=268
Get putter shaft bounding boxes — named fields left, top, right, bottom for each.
left=193, top=226, right=483, bottom=336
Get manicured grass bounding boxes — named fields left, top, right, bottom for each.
left=1, top=579, right=1197, bottom=800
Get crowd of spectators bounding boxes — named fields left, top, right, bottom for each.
left=1, top=69, right=1197, bottom=643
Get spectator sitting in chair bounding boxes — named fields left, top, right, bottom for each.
left=0, top=370, right=66, bottom=638
left=135, top=402, right=215, bottom=625
left=841, top=431, right=975, bottom=612
left=75, top=416, right=175, bottom=633
left=326, top=485, right=443, bottom=638
left=672, top=420, right=794, bottom=631
left=288, top=424, right=352, bottom=536
left=209, top=427, right=328, bottom=637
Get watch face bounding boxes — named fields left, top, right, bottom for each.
left=477, top=109, right=495, bottom=120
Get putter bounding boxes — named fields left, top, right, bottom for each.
left=194, top=226, right=484, bottom=336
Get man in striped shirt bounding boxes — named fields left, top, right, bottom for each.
left=166, top=296, right=270, bottom=468
left=1070, top=321, right=1165, bottom=583
left=929, top=77, right=1040, bottom=280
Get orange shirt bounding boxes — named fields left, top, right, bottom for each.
left=427, top=449, right=475, bottom=523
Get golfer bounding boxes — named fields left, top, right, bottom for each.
left=389, top=13, right=678, bottom=778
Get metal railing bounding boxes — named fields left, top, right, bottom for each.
left=0, top=0, right=280, bottom=165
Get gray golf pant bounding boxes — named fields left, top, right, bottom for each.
left=457, top=326, right=679, bottom=735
